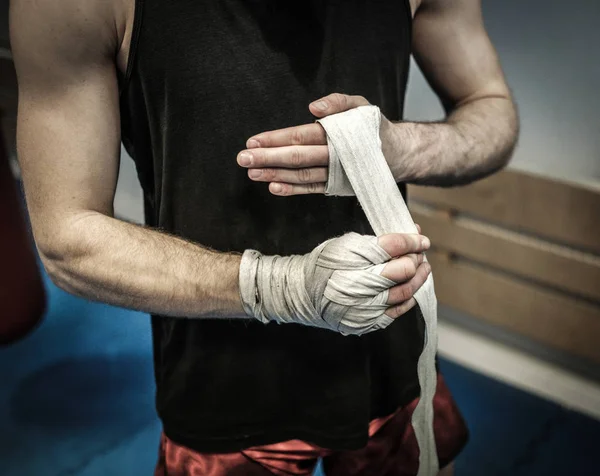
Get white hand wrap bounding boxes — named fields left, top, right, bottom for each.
left=239, top=231, right=396, bottom=335
left=239, top=105, right=439, bottom=475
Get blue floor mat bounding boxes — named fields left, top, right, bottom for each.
left=1, top=274, right=598, bottom=475
left=441, top=357, right=599, bottom=476
left=0, top=275, right=158, bottom=476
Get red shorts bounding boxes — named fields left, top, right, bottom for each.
left=154, top=373, right=468, bottom=476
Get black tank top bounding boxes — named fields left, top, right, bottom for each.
left=119, top=0, right=424, bottom=452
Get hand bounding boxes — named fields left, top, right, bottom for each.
left=377, top=230, right=431, bottom=319
left=237, top=93, right=394, bottom=196
left=239, top=227, right=431, bottom=336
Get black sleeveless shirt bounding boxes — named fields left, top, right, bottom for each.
left=119, top=0, right=425, bottom=452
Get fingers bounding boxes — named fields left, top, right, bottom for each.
left=308, top=93, right=371, bottom=117
left=248, top=166, right=328, bottom=185
left=269, top=182, right=327, bottom=196
left=384, top=297, right=417, bottom=319
left=245, top=93, right=371, bottom=150
left=385, top=261, right=431, bottom=307
left=377, top=232, right=430, bottom=258
left=384, top=261, right=432, bottom=317
left=379, top=253, right=423, bottom=282
left=238, top=145, right=329, bottom=169
left=246, top=123, right=327, bottom=149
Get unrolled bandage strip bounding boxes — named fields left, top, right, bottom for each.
left=317, top=105, right=439, bottom=476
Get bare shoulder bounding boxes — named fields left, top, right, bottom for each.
left=9, top=0, right=131, bottom=83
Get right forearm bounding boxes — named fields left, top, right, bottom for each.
left=41, top=212, right=246, bottom=318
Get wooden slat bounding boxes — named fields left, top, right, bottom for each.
left=408, top=169, right=600, bottom=254
left=427, top=250, right=600, bottom=364
left=410, top=204, right=600, bottom=302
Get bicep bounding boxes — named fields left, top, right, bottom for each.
left=411, top=0, right=511, bottom=111
left=10, top=0, right=121, bottom=250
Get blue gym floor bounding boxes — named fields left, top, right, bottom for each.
left=1, top=271, right=598, bottom=475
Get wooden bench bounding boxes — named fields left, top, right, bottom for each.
left=408, top=170, right=600, bottom=365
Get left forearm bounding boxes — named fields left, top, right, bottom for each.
left=385, top=97, right=519, bottom=186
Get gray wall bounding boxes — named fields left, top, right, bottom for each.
left=405, top=0, right=600, bottom=184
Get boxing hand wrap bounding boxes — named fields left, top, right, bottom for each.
left=239, top=231, right=396, bottom=336
left=318, top=105, right=439, bottom=476
left=239, top=105, right=439, bottom=475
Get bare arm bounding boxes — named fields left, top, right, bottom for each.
left=10, top=0, right=245, bottom=318
left=386, top=0, right=519, bottom=186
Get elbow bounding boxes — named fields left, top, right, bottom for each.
left=37, top=236, right=77, bottom=293
left=449, top=138, right=517, bottom=188
left=481, top=103, right=520, bottom=177
left=467, top=144, right=516, bottom=186
left=496, top=115, right=520, bottom=171
left=496, top=139, right=517, bottom=172
left=35, top=214, right=95, bottom=294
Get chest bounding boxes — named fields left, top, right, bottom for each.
left=136, top=2, right=410, bottom=96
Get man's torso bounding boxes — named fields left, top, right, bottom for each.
left=115, top=0, right=425, bottom=453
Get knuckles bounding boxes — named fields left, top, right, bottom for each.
left=398, top=284, right=412, bottom=302
left=329, top=93, right=348, bottom=110
left=291, top=147, right=304, bottom=167
left=325, top=93, right=369, bottom=112
left=307, top=182, right=320, bottom=193
left=297, top=167, right=312, bottom=183
left=402, top=259, right=417, bottom=279
left=393, top=234, right=409, bottom=252
left=291, top=129, right=305, bottom=146
left=263, top=168, right=277, bottom=180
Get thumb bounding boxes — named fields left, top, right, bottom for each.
left=309, top=93, right=371, bottom=118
